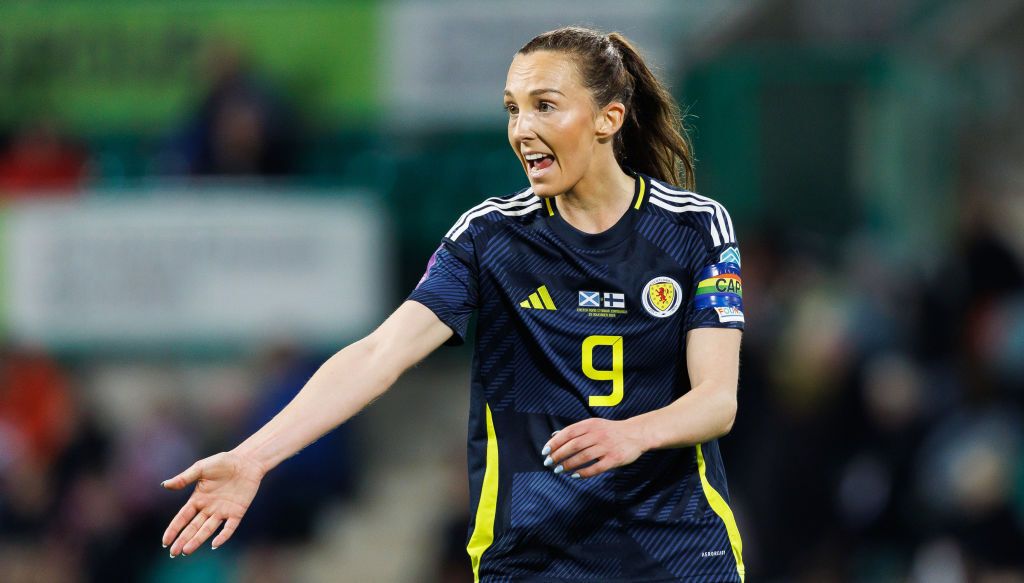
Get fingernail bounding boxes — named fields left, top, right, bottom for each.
left=551, top=430, right=559, bottom=436
left=543, top=455, right=553, bottom=467
left=162, top=543, right=167, bottom=548
left=541, top=444, right=551, bottom=456
left=554, top=464, right=564, bottom=474
left=169, top=552, right=176, bottom=559
left=160, top=481, right=166, bottom=487
left=571, top=472, right=581, bottom=479
left=211, top=545, right=219, bottom=550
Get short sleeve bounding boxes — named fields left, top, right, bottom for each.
left=407, top=239, right=478, bottom=346
left=683, top=241, right=745, bottom=331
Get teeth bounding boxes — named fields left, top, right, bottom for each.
left=524, top=153, right=547, bottom=161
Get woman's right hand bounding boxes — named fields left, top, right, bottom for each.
left=160, top=450, right=266, bottom=557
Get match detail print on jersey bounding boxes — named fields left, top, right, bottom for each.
left=576, top=289, right=628, bottom=318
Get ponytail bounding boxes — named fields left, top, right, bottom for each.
left=607, top=33, right=695, bottom=190
left=518, top=27, right=695, bottom=190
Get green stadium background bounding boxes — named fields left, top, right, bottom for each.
left=1, top=1, right=1022, bottom=581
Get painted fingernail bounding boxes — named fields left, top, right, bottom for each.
left=169, top=552, right=176, bottom=559
left=541, top=444, right=551, bottom=456
left=571, top=472, right=581, bottom=479
left=160, top=481, right=166, bottom=488
left=554, top=464, right=564, bottom=474
left=543, top=455, right=553, bottom=467
left=162, top=543, right=167, bottom=548
left=551, top=430, right=559, bottom=436
left=211, top=544, right=219, bottom=550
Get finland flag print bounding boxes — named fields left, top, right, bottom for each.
left=603, top=292, right=625, bottom=309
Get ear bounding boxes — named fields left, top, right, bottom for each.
left=595, top=101, right=626, bottom=140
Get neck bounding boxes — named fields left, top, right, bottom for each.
left=556, top=156, right=635, bottom=234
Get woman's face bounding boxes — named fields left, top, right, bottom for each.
left=504, top=50, right=605, bottom=198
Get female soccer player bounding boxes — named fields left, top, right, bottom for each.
left=161, top=26, right=746, bottom=582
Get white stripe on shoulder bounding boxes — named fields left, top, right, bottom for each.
left=445, top=189, right=536, bottom=240
left=446, top=188, right=535, bottom=238
left=647, top=197, right=722, bottom=247
left=447, top=191, right=540, bottom=241
left=447, top=201, right=541, bottom=241
left=650, top=180, right=735, bottom=243
left=649, top=180, right=735, bottom=244
left=649, top=186, right=729, bottom=245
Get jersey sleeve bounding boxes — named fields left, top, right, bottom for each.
left=683, top=239, right=745, bottom=332
left=406, top=237, right=478, bottom=346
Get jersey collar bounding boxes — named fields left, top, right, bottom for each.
left=543, top=170, right=646, bottom=249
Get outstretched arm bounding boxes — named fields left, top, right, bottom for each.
left=160, top=300, right=452, bottom=556
left=541, top=327, right=742, bottom=479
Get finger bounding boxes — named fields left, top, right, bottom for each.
left=542, top=420, right=590, bottom=455
left=571, top=456, right=616, bottom=480
left=549, top=434, right=598, bottom=467
left=183, top=515, right=223, bottom=555
left=558, top=444, right=603, bottom=473
left=162, top=462, right=203, bottom=490
left=171, top=512, right=207, bottom=556
left=542, top=426, right=573, bottom=454
left=211, top=516, right=241, bottom=549
left=162, top=503, right=198, bottom=548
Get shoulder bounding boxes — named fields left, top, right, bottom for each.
left=643, top=177, right=737, bottom=248
left=444, top=186, right=542, bottom=242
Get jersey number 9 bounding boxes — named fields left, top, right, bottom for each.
left=582, top=335, right=624, bottom=407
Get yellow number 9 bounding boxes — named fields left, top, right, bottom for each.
left=582, top=335, right=624, bottom=407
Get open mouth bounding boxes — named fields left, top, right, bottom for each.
left=524, top=152, right=555, bottom=174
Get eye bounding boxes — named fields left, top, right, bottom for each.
left=538, top=101, right=554, bottom=112
left=504, top=103, right=518, bottom=115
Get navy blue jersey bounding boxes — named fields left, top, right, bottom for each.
left=408, top=171, right=746, bottom=582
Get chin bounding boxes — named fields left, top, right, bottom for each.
left=526, top=174, right=567, bottom=198
left=530, top=183, right=559, bottom=198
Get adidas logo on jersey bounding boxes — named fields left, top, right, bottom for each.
left=519, top=285, right=557, bottom=310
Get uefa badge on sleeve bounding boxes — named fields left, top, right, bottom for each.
left=642, top=276, right=682, bottom=318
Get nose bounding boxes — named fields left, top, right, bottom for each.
left=512, top=111, right=535, bottom=142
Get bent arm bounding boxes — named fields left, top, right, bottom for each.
left=628, top=328, right=742, bottom=450
left=234, top=300, right=452, bottom=473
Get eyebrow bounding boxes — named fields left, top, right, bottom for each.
left=503, top=88, right=565, bottom=98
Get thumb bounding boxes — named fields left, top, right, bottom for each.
left=161, top=462, right=202, bottom=490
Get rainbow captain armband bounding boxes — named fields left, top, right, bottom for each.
left=694, top=262, right=743, bottom=310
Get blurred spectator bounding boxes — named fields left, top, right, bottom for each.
left=0, top=119, right=89, bottom=195
left=0, top=347, right=77, bottom=581
left=0, top=2, right=1022, bottom=581
left=164, top=42, right=300, bottom=177
left=235, top=342, right=359, bottom=546
left=0, top=347, right=74, bottom=472
left=431, top=447, right=472, bottom=583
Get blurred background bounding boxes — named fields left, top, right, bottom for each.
left=1, top=0, right=1023, bottom=581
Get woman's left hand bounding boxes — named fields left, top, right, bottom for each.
left=541, top=417, right=649, bottom=479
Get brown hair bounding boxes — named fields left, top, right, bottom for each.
left=518, top=26, right=695, bottom=189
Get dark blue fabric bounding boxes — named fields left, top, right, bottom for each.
left=407, top=173, right=745, bottom=582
